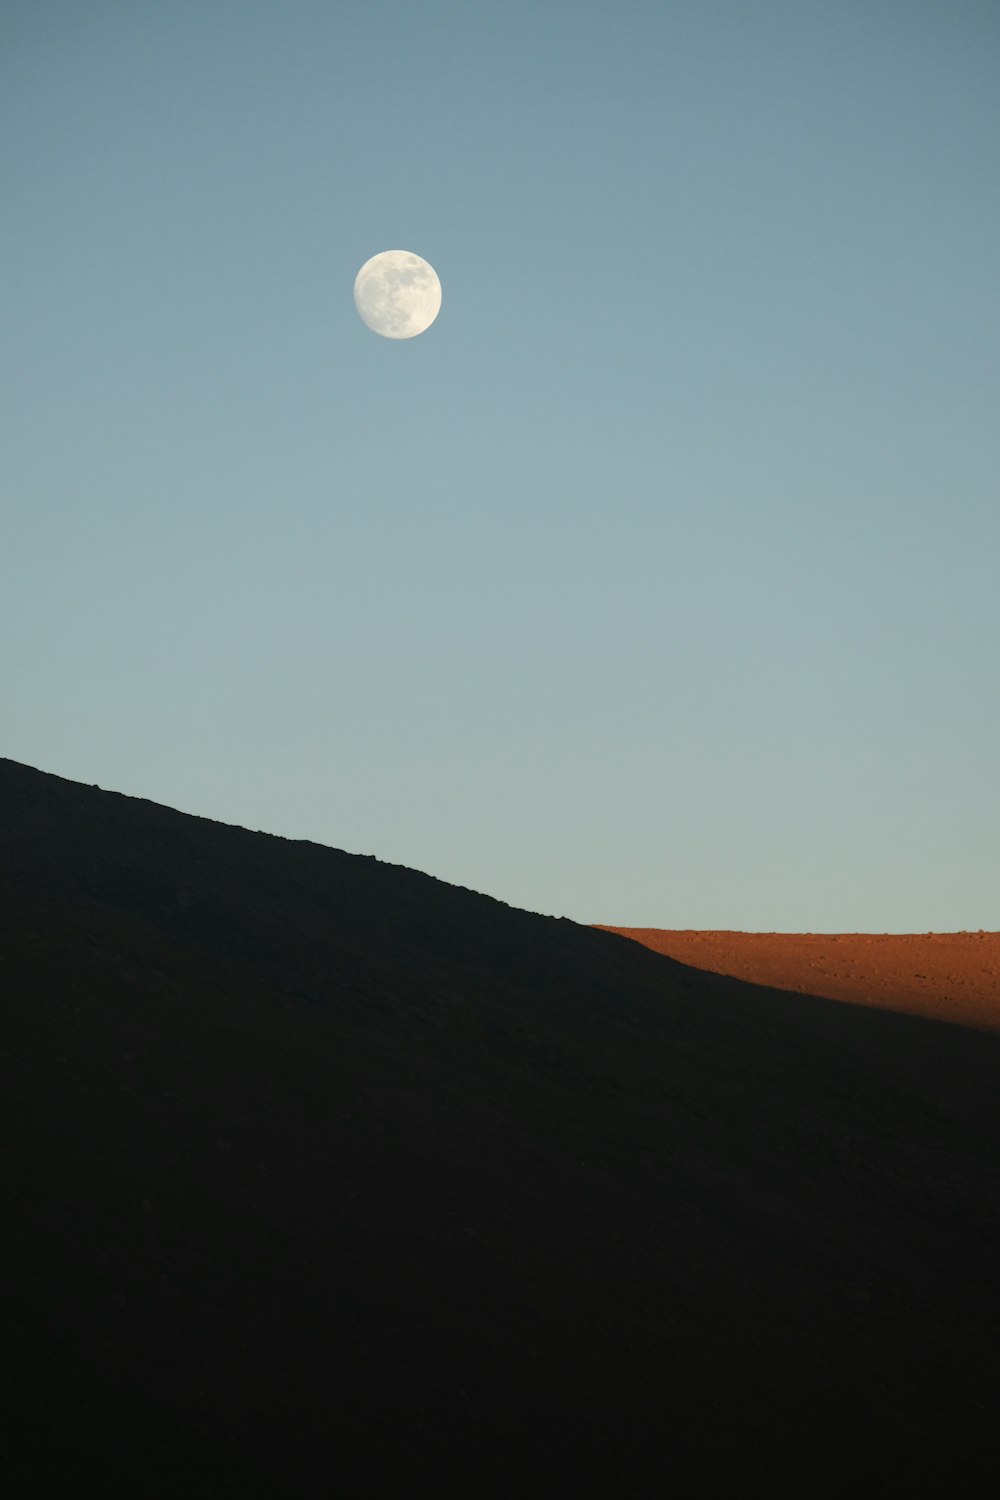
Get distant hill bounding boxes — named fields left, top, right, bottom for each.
left=600, top=927, right=1000, bottom=1031
left=4, top=756, right=1000, bottom=1492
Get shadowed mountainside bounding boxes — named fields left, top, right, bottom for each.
left=4, top=756, right=1000, bottom=1492
left=599, top=927, right=1000, bottom=1031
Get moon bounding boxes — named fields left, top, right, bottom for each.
left=353, top=250, right=442, bottom=339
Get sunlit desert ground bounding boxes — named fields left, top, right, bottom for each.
left=599, top=928, right=1000, bottom=1032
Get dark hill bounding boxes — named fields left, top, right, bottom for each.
left=3, top=756, right=1000, bottom=1492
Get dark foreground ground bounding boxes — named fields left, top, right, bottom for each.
left=4, top=756, right=1000, bottom=1493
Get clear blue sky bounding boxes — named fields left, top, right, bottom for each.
left=3, top=1, right=998, bottom=930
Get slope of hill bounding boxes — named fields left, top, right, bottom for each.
left=4, top=756, right=1000, bottom=1492
left=600, top=927, right=1000, bottom=1031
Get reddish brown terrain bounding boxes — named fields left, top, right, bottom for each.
left=600, top=928, right=1000, bottom=1032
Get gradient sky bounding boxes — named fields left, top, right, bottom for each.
left=3, top=0, right=998, bottom=930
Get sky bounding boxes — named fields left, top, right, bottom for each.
left=3, top=0, right=998, bottom=931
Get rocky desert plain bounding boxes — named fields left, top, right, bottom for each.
left=599, top=927, right=1000, bottom=1032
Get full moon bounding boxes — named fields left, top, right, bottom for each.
left=354, top=250, right=442, bottom=339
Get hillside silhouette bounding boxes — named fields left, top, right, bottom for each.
left=4, top=756, right=1000, bottom=1492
